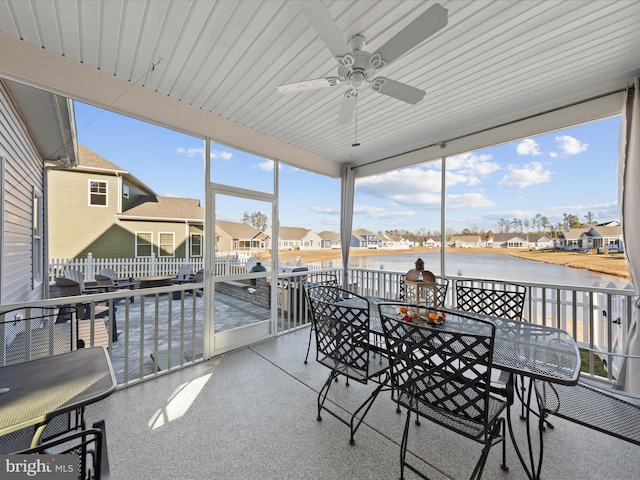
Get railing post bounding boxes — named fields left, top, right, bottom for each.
left=86, top=253, right=94, bottom=281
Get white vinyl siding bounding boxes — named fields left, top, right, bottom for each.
left=136, top=232, right=153, bottom=257
left=89, top=179, right=107, bottom=206
left=158, top=232, right=175, bottom=257
left=190, top=233, right=202, bottom=257
left=0, top=82, right=45, bottom=304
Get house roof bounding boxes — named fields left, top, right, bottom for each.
left=216, top=220, right=263, bottom=240
left=75, top=145, right=157, bottom=195
left=2, top=78, right=76, bottom=166
left=492, top=233, right=528, bottom=242
left=120, top=195, right=203, bottom=222
left=589, top=225, right=622, bottom=237
left=352, top=228, right=376, bottom=237
left=560, top=228, right=591, bottom=240
left=3, top=1, right=639, bottom=178
left=450, top=235, right=482, bottom=242
left=279, top=226, right=311, bottom=240
left=318, top=231, right=341, bottom=241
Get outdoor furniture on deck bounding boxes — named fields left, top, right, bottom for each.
left=379, top=306, right=508, bottom=480
left=53, top=277, right=117, bottom=345
left=0, top=306, right=82, bottom=452
left=535, top=350, right=640, bottom=447
left=374, top=303, right=580, bottom=480
left=302, top=272, right=339, bottom=364
left=100, top=268, right=138, bottom=290
left=138, top=275, right=174, bottom=289
left=0, top=346, right=116, bottom=457
left=172, top=264, right=194, bottom=284
left=95, top=274, right=134, bottom=303
left=454, top=279, right=531, bottom=419
left=14, top=425, right=109, bottom=480
left=306, top=285, right=391, bottom=445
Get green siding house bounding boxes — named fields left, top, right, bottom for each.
left=48, top=145, right=204, bottom=261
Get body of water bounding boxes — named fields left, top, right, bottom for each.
left=341, top=252, right=631, bottom=289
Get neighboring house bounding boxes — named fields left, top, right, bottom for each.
left=48, top=145, right=204, bottom=261
left=277, top=226, right=322, bottom=250
left=424, top=236, right=442, bottom=248
left=556, top=228, right=591, bottom=250
left=0, top=78, right=76, bottom=304
left=351, top=228, right=377, bottom=248
left=586, top=225, right=623, bottom=251
left=318, top=231, right=341, bottom=249
left=556, top=225, right=622, bottom=251
left=528, top=235, right=555, bottom=250
left=380, top=233, right=411, bottom=249
left=216, top=220, right=268, bottom=254
left=490, top=233, right=529, bottom=249
left=448, top=235, right=484, bottom=248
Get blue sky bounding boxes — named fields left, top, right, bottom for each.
left=74, top=102, right=621, bottom=234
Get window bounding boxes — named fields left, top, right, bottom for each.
left=122, top=184, right=130, bottom=199
left=191, top=233, right=202, bottom=257
left=89, top=180, right=107, bottom=206
left=32, top=190, right=42, bottom=285
left=136, top=232, right=153, bottom=257
left=158, top=232, right=175, bottom=257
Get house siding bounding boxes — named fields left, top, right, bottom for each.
left=48, top=169, right=120, bottom=259
left=0, top=82, right=45, bottom=304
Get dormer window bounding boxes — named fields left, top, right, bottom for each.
left=123, top=184, right=130, bottom=199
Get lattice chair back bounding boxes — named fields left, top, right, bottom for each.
left=0, top=306, right=81, bottom=451
left=304, top=272, right=339, bottom=290
left=378, top=302, right=507, bottom=479
left=399, top=274, right=449, bottom=306
left=307, top=287, right=372, bottom=383
left=301, top=274, right=340, bottom=364
left=306, top=282, right=343, bottom=305
left=455, top=279, right=527, bottom=320
left=14, top=427, right=106, bottom=479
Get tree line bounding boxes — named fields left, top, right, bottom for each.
left=385, top=211, right=603, bottom=242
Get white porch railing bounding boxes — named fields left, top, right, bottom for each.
left=48, top=254, right=262, bottom=282
left=4, top=265, right=638, bottom=391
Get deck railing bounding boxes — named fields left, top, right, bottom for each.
left=2, top=266, right=637, bottom=390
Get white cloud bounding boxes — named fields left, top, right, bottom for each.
left=210, top=150, right=233, bottom=160
left=549, top=151, right=558, bottom=158
left=498, top=162, right=551, bottom=187
left=555, top=135, right=588, bottom=155
left=257, top=160, right=275, bottom=171
left=516, top=139, right=542, bottom=156
left=447, top=152, right=500, bottom=176
left=176, top=147, right=204, bottom=157
left=446, top=193, right=495, bottom=209
left=312, top=206, right=340, bottom=215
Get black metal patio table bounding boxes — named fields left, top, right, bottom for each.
left=339, top=296, right=581, bottom=479
left=0, top=346, right=117, bottom=447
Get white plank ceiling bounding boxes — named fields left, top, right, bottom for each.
left=1, top=0, right=640, bottom=175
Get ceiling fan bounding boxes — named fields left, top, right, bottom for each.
left=277, top=2, right=448, bottom=124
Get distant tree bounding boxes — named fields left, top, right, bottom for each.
left=584, top=211, right=597, bottom=226
left=242, top=211, right=268, bottom=231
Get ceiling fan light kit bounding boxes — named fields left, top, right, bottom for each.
left=277, top=2, right=448, bottom=125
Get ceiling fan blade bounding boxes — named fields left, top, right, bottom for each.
left=277, top=77, right=341, bottom=94
left=300, top=1, right=349, bottom=58
left=370, top=77, right=425, bottom=105
left=337, top=90, right=358, bottom=124
left=375, top=3, right=448, bottom=65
